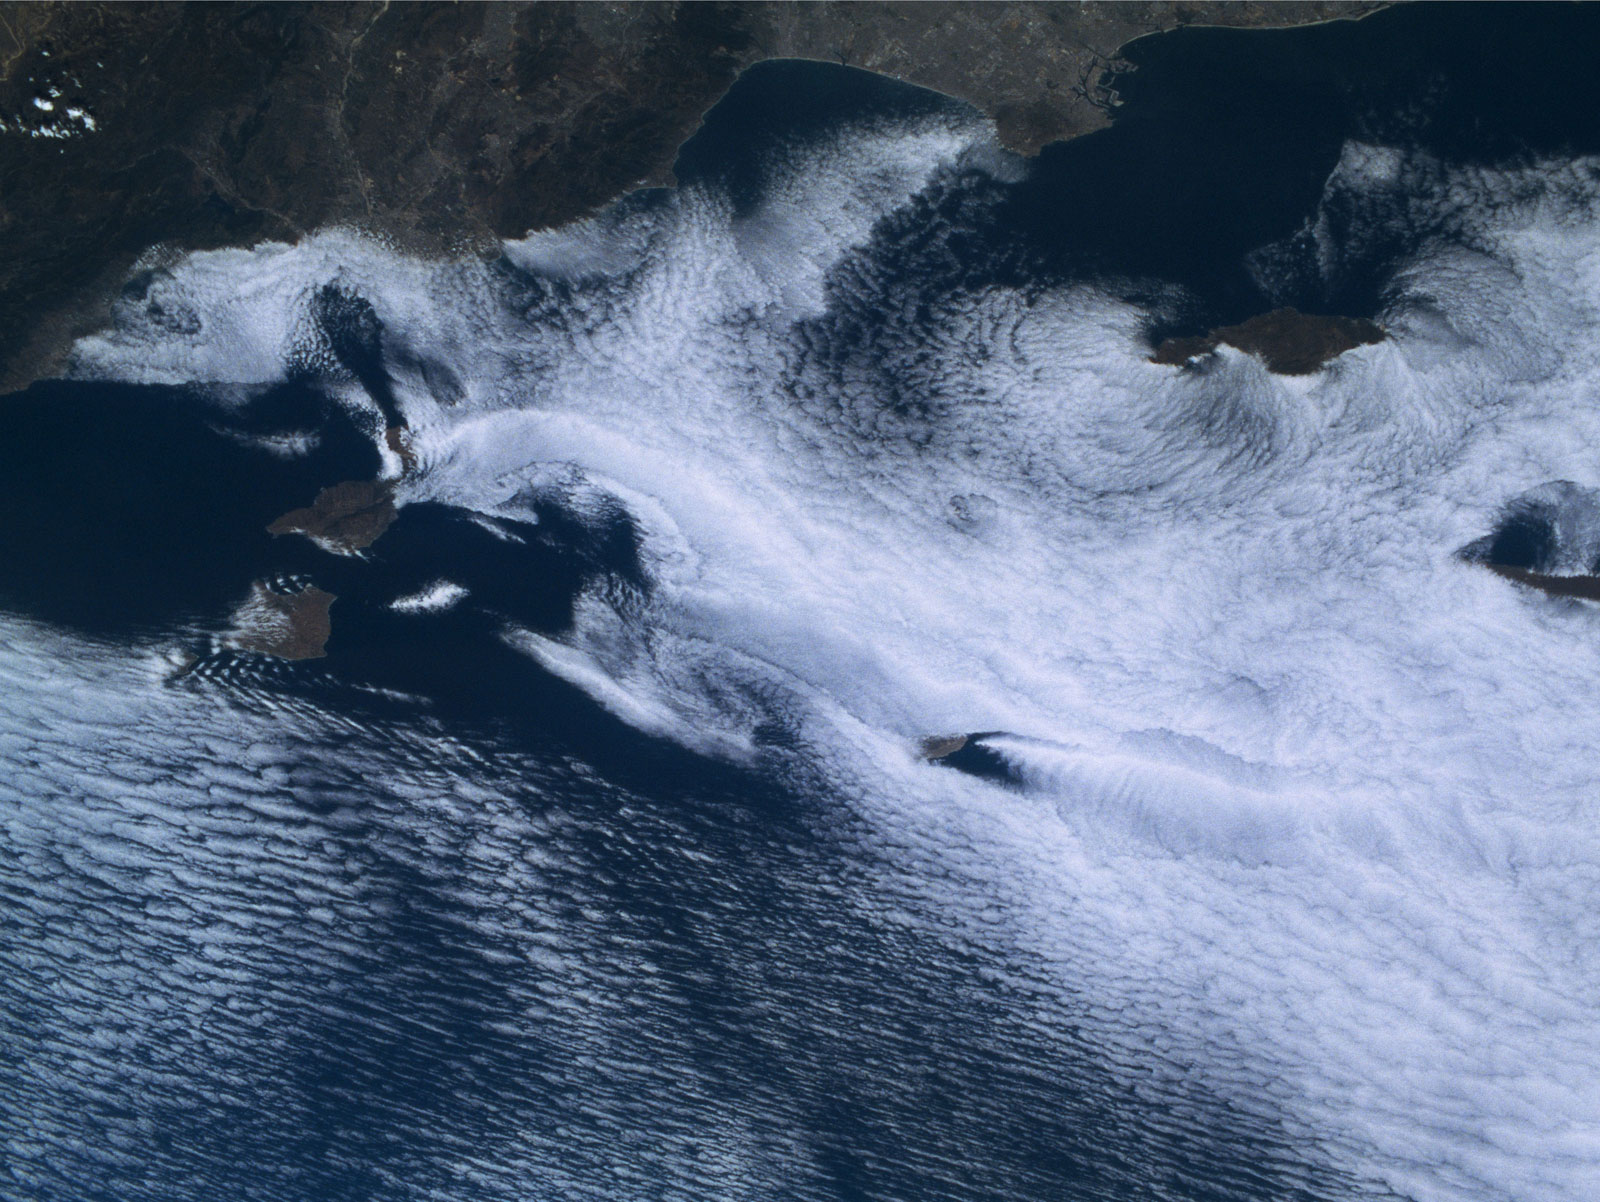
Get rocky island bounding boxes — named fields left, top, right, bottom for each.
left=223, top=578, right=337, bottom=660
left=268, top=478, right=399, bottom=556
left=1151, top=307, right=1388, bottom=374
left=10, top=8, right=1600, bottom=1202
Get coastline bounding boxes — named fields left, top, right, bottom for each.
left=0, top=0, right=1386, bottom=392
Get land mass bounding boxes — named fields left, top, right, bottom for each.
left=1151, top=308, right=1388, bottom=374
left=268, top=478, right=399, bottom=555
left=0, top=1, right=1384, bottom=391
left=1485, top=564, right=1600, bottom=604
left=224, top=580, right=336, bottom=660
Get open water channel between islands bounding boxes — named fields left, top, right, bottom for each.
left=4, top=7, right=1600, bottom=1200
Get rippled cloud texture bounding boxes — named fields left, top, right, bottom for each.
left=9, top=33, right=1600, bottom=1202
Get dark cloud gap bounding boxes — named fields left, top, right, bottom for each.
left=0, top=380, right=375, bottom=635
left=5, top=8, right=1595, bottom=1200
left=1005, top=3, right=1600, bottom=336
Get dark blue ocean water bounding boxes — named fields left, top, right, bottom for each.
left=0, top=376, right=1351, bottom=1202
left=5, top=5, right=1600, bottom=1200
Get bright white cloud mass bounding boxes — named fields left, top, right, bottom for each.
left=9, top=71, right=1600, bottom=1202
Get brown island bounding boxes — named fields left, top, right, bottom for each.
left=1151, top=308, right=1388, bottom=375
left=224, top=581, right=337, bottom=661
left=267, top=478, right=398, bottom=556
left=1484, top=564, right=1600, bottom=604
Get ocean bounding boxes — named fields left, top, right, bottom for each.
left=4, top=6, right=1600, bottom=1200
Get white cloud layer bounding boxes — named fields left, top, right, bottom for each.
left=28, top=124, right=1600, bottom=1200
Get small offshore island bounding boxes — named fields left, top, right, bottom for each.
left=8, top=6, right=1600, bottom=1202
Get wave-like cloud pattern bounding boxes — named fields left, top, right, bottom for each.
left=13, top=78, right=1600, bottom=1202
